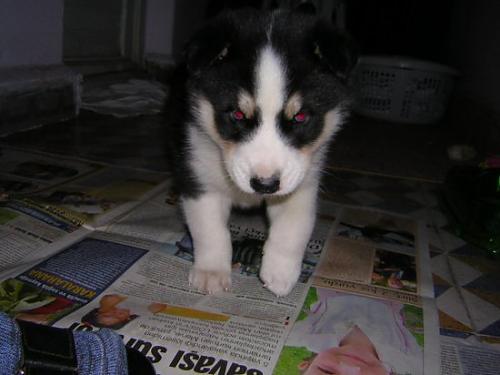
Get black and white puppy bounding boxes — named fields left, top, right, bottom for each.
left=168, top=10, right=356, bottom=296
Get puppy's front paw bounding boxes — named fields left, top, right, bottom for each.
left=189, top=268, right=231, bottom=294
left=260, top=254, right=301, bottom=297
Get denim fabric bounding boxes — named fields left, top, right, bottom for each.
left=74, top=328, right=128, bottom=375
left=0, top=312, right=128, bottom=375
left=0, top=313, right=22, bottom=375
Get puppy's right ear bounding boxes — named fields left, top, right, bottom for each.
left=185, top=22, right=231, bottom=74
left=311, top=21, right=358, bottom=82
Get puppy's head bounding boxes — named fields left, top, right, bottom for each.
left=186, top=10, right=357, bottom=196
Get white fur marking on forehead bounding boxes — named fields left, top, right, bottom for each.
left=255, top=45, right=286, bottom=119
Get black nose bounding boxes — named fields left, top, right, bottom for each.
left=250, top=176, right=280, bottom=194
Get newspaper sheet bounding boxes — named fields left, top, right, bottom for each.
left=440, top=337, right=500, bottom=375
left=0, top=149, right=448, bottom=374
left=0, top=193, right=336, bottom=375
left=0, top=147, right=167, bottom=280
left=275, top=206, right=441, bottom=375
left=0, top=147, right=169, bottom=229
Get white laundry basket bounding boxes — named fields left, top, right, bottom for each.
left=352, top=56, right=458, bottom=124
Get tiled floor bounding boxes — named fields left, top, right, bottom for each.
left=326, top=114, right=475, bottom=183
left=322, top=169, right=500, bottom=347
left=2, top=74, right=499, bottom=356
left=3, top=110, right=170, bottom=172
left=3, top=70, right=477, bottom=183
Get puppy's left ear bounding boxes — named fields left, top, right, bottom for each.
left=311, top=21, right=358, bottom=82
left=184, top=21, right=230, bottom=74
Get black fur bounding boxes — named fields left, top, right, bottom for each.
left=166, top=9, right=357, bottom=198
left=165, top=63, right=204, bottom=199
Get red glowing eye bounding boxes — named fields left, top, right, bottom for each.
left=232, top=110, right=245, bottom=121
left=293, top=112, right=307, bottom=123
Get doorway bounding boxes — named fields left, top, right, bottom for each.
left=63, top=0, right=144, bottom=74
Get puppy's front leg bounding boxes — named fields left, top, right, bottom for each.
left=260, top=185, right=317, bottom=296
left=182, top=193, right=232, bottom=294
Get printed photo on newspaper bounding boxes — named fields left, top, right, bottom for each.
left=275, top=206, right=440, bottom=375
left=275, top=287, right=424, bottom=375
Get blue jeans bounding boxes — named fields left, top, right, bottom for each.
left=0, top=312, right=128, bottom=375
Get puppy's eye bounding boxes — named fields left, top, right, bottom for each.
left=231, top=110, right=246, bottom=122
left=292, top=112, right=308, bottom=124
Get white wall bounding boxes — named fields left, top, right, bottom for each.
left=144, top=0, right=176, bottom=56
left=0, top=0, right=208, bottom=67
left=0, top=0, right=64, bottom=68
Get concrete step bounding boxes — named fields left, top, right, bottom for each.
left=0, top=65, right=81, bottom=136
